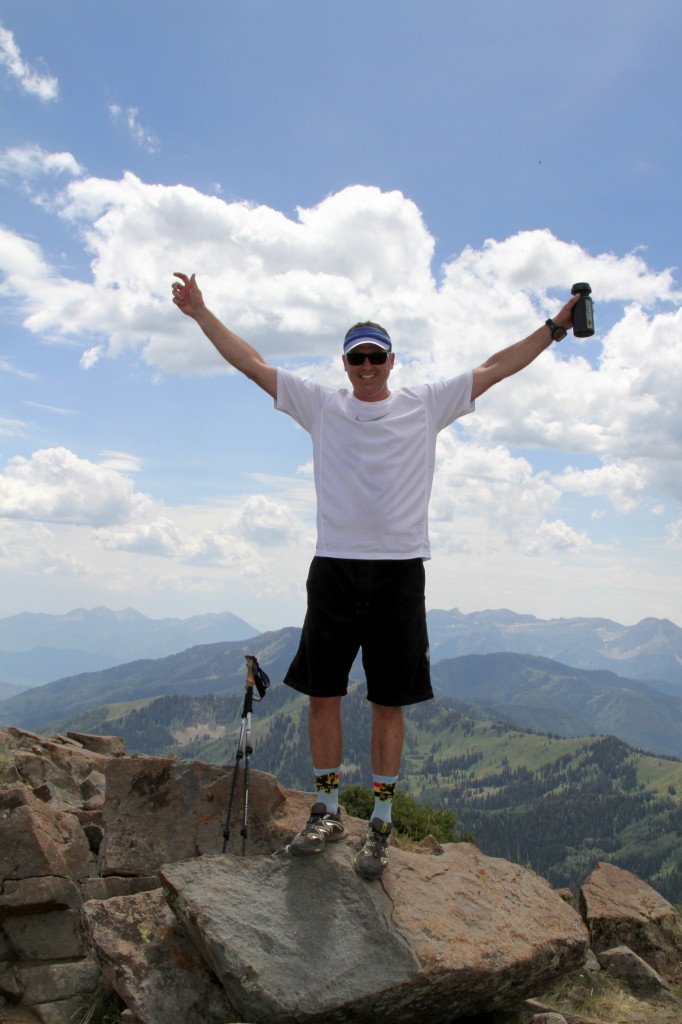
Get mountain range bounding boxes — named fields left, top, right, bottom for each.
left=425, top=609, right=682, bottom=693
left=1, top=606, right=681, bottom=696
left=0, top=629, right=300, bottom=730
left=1, top=625, right=681, bottom=758
left=0, top=606, right=259, bottom=694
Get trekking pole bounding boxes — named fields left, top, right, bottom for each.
left=222, top=654, right=269, bottom=856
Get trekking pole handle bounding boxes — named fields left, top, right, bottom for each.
left=245, top=654, right=270, bottom=699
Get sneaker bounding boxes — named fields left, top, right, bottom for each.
left=288, top=802, right=346, bottom=855
left=354, top=817, right=392, bottom=880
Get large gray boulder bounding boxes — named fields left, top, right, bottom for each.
left=160, top=840, right=589, bottom=1024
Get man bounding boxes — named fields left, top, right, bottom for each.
left=172, top=271, right=579, bottom=879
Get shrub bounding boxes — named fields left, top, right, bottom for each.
left=340, top=784, right=474, bottom=845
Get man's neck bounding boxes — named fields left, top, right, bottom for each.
left=353, top=387, right=391, bottom=403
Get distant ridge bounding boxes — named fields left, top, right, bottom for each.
left=0, top=627, right=300, bottom=730
left=426, top=608, right=682, bottom=692
left=0, top=607, right=259, bottom=688
left=1, top=628, right=681, bottom=757
left=2, top=605, right=681, bottom=699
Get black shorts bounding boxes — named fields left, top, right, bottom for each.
left=283, top=556, right=433, bottom=707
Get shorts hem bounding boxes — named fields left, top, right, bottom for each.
left=366, top=689, right=434, bottom=707
left=284, top=677, right=348, bottom=699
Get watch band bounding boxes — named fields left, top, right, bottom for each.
left=545, top=318, right=567, bottom=342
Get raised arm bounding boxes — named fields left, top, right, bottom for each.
left=471, top=293, right=580, bottom=400
left=172, top=273, right=277, bottom=399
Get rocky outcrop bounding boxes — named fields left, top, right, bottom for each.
left=595, top=945, right=678, bottom=1002
left=1, top=725, right=682, bottom=1024
left=81, top=889, right=237, bottom=1024
left=580, top=860, right=682, bottom=983
left=0, top=727, right=132, bottom=1024
left=99, top=753, right=298, bottom=875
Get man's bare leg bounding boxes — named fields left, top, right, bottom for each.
left=371, top=703, right=404, bottom=776
left=308, top=695, right=343, bottom=767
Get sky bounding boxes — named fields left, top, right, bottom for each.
left=1, top=0, right=681, bottom=634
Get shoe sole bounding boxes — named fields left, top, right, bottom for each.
left=353, top=859, right=387, bottom=880
left=288, top=841, right=324, bottom=856
left=288, top=827, right=347, bottom=856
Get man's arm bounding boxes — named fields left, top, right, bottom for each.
left=471, top=293, right=580, bottom=400
left=172, top=273, right=278, bottom=399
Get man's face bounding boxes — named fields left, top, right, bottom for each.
left=343, top=344, right=395, bottom=403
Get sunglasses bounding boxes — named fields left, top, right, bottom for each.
left=345, top=350, right=389, bottom=366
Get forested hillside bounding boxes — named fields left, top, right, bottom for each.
left=431, top=652, right=682, bottom=756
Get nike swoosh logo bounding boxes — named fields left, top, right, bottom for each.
left=354, top=413, right=389, bottom=422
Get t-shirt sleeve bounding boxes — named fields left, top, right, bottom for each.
left=417, top=370, right=475, bottom=431
left=275, top=367, right=334, bottom=432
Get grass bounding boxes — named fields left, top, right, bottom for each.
left=75, top=983, right=127, bottom=1024
left=540, top=969, right=645, bottom=1021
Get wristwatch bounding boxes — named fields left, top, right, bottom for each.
left=545, top=318, right=567, bottom=342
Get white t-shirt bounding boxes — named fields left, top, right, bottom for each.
left=275, top=367, right=474, bottom=560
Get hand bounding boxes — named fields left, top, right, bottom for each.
left=553, top=293, right=580, bottom=330
left=172, top=272, right=204, bottom=317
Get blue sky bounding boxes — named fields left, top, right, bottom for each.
left=1, top=1, right=681, bottom=632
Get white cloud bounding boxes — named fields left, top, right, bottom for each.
left=92, top=491, right=307, bottom=566
left=98, top=451, right=144, bottom=473
left=94, top=516, right=183, bottom=557
left=524, top=519, right=591, bottom=555
left=42, top=549, right=89, bottom=578
left=556, top=461, right=649, bottom=514
left=3, top=177, right=439, bottom=367
left=0, top=226, right=50, bottom=284
left=109, top=105, right=159, bottom=154
left=181, top=529, right=252, bottom=568
left=0, top=447, right=155, bottom=526
left=0, top=359, right=36, bottom=380
left=24, top=401, right=75, bottom=416
left=0, top=416, right=27, bottom=437
left=0, top=24, right=58, bottom=101
left=80, top=346, right=104, bottom=370
left=236, top=494, right=304, bottom=547
left=2, top=176, right=678, bottom=381
left=667, top=517, right=682, bottom=550
left=0, top=144, right=82, bottom=181
left=0, top=177, right=681, bottom=576
left=0, top=521, right=91, bottom=581
left=430, top=436, right=570, bottom=550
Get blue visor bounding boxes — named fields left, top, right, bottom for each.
left=343, top=326, right=392, bottom=354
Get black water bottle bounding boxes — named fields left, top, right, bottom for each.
left=571, top=282, right=595, bottom=338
